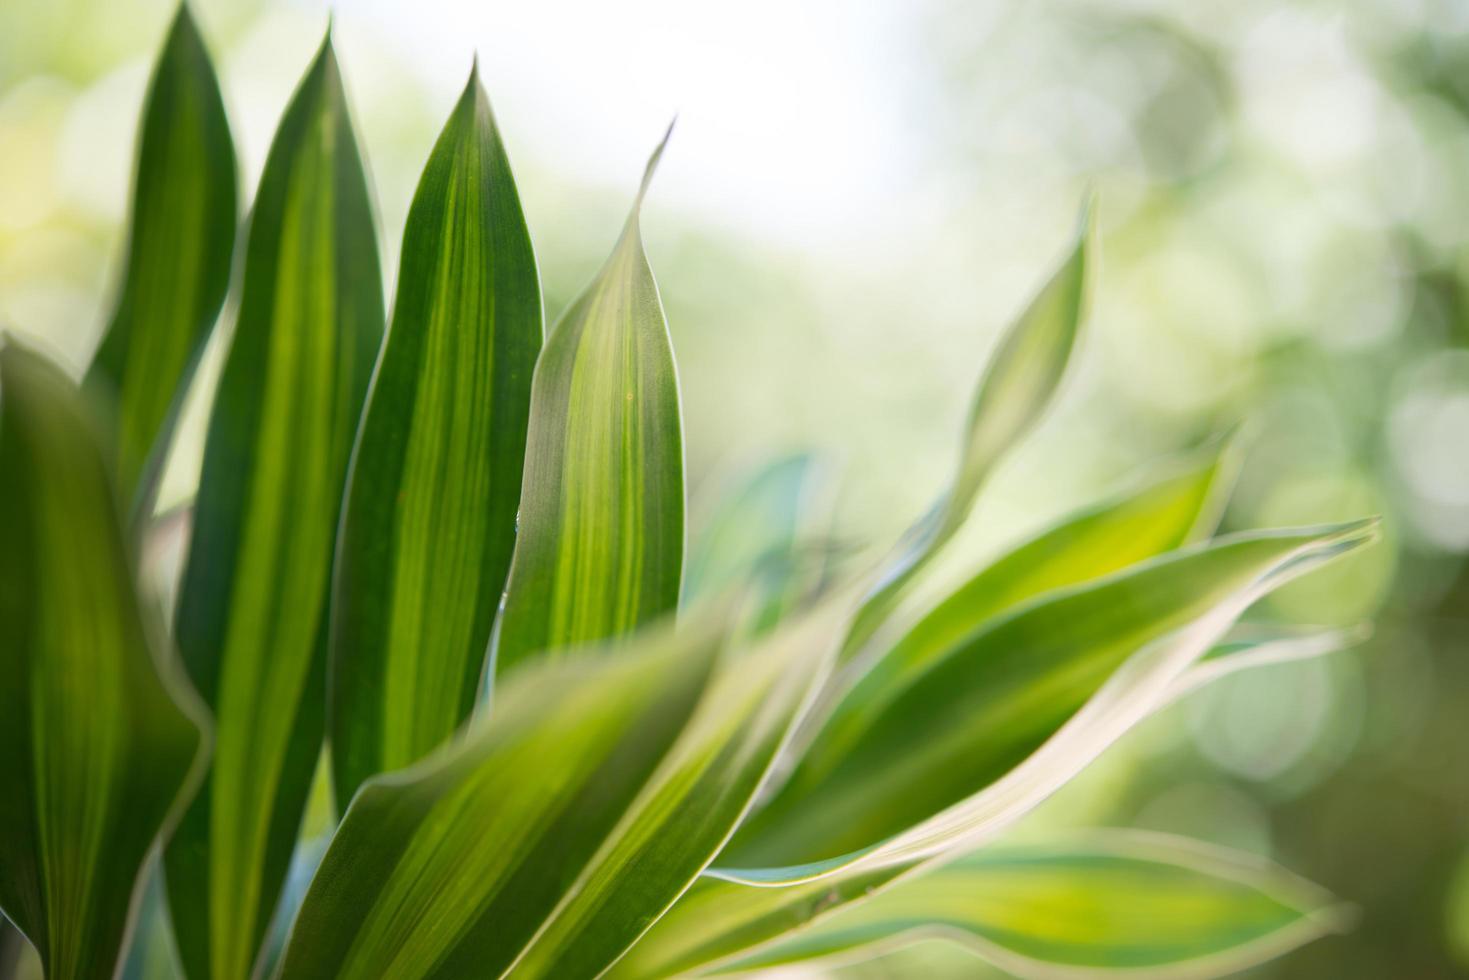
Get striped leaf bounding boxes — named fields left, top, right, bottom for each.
left=494, top=127, right=683, bottom=678
left=278, top=600, right=840, bottom=979
left=328, top=64, right=541, bottom=805
left=796, top=443, right=1234, bottom=770
left=0, top=343, right=208, bottom=980
left=164, top=35, right=385, bottom=980
left=84, top=4, right=236, bottom=517
left=840, top=203, right=1091, bottom=664
left=717, top=520, right=1378, bottom=883
left=709, top=833, right=1347, bottom=978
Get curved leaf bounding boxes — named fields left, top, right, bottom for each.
left=609, top=860, right=915, bottom=979
left=278, top=599, right=839, bottom=980
left=718, top=519, right=1378, bottom=883
left=85, top=4, right=236, bottom=516
left=164, top=36, right=385, bottom=980
left=329, top=65, right=541, bottom=805
left=0, top=343, right=207, bottom=980
left=839, top=203, right=1091, bottom=664
left=494, top=126, right=683, bottom=678
left=713, top=832, right=1347, bottom=979
left=794, top=443, right=1233, bottom=769
left=1168, top=622, right=1370, bottom=704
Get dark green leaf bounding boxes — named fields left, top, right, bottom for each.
left=163, top=35, right=385, bottom=980
left=0, top=342, right=207, bottom=980
left=328, top=65, right=541, bottom=805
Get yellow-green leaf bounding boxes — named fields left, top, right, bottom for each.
left=719, top=520, right=1378, bottom=883
left=84, top=4, right=236, bottom=516
left=277, top=599, right=842, bottom=979
left=799, top=443, right=1233, bottom=773
left=163, top=35, right=385, bottom=980
left=328, top=65, right=541, bottom=805
left=711, top=832, right=1347, bottom=978
left=839, top=203, right=1091, bottom=664
left=0, top=342, right=208, bottom=980
left=495, top=127, right=683, bottom=678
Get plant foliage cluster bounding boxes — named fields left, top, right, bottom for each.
left=0, top=7, right=1377, bottom=979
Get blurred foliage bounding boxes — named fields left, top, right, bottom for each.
left=1, top=0, right=1466, bottom=976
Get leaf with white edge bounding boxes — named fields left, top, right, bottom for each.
left=793, top=442, right=1233, bottom=765
left=85, top=4, right=236, bottom=517
left=278, top=597, right=842, bottom=980
left=495, top=125, right=683, bottom=678
left=1166, top=622, right=1370, bottom=704
left=0, top=343, right=208, bottom=980
left=717, top=519, right=1379, bottom=884
left=615, top=624, right=1361, bottom=980
left=711, top=832, right=1348, bottom=979
left=609, top=859, right=917, bottom=979
left=839, top=202, right=1091, bottom=664
left=164, top=35, right=385, bottom=980
left=329, top=64, right=541, bottom=805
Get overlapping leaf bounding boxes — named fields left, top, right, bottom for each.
left=277, top=598, right=842, bottom=980
left=790, top=443, right=1234, bottom=765
left=719, top=519, right=1378, bottom=882
left=329, top=65, right=541, bottom=804
left=164, top=35, right=385, bottom=980
left=839, top=204, right=1091, bottom=664
left=707, top=833, right=1347, bottom=978
left=495, top=128, right=684, bottom=678
left=84, top=5, right=236, bottom=517
left=0, top=343, right=208, bottom=980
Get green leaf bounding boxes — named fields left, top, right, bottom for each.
left=495, top=126, right=683, bottom=678
left=328, top=65, right=541, bottom=805
left=609, top=860, right=916, bottom=979
left=277, top=600, right=840, bottom=979
left=711, top=832, right=1348, bottom=978
left=684, top=452, right=828, bottom=632
left=163, top=35, right=385, bottom=980
left=839, top=203, right=1091, bottom=664
left=84, top=4, right=236, bottom=517
left=718, top=519, right=1378, bottom=883
left=794, top=443, right=1233, bottom=772
left=0, top=343, right=208, bottom=980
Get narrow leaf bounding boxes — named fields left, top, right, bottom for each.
left=494, top=126, right=683, bottom=677
left=85, top=4, right=236, bottom=516
left=329, top=65, right=541, bottom=805
left=797, top=443, right=1232, bottom=768
left=164, top=36, right=385, bottom=980
left=277, top=599, right=842, bottom=979
left=839, top=204, right=1091, bottom=664
left=718, top=520, right=1378, bottom=883
left=713, top=832, right=1347, bottom=979
left=1167, top=622, right=1369, bottom=704
left=0, top=343, right=208, bottom=980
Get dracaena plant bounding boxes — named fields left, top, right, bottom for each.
left=0, top=7, right=1379, bottom=980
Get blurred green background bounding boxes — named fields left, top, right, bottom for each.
left=2, top=0, right=1466, bottom=976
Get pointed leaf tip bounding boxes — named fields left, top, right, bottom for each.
left=636, top=117, right=677, bottom=205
